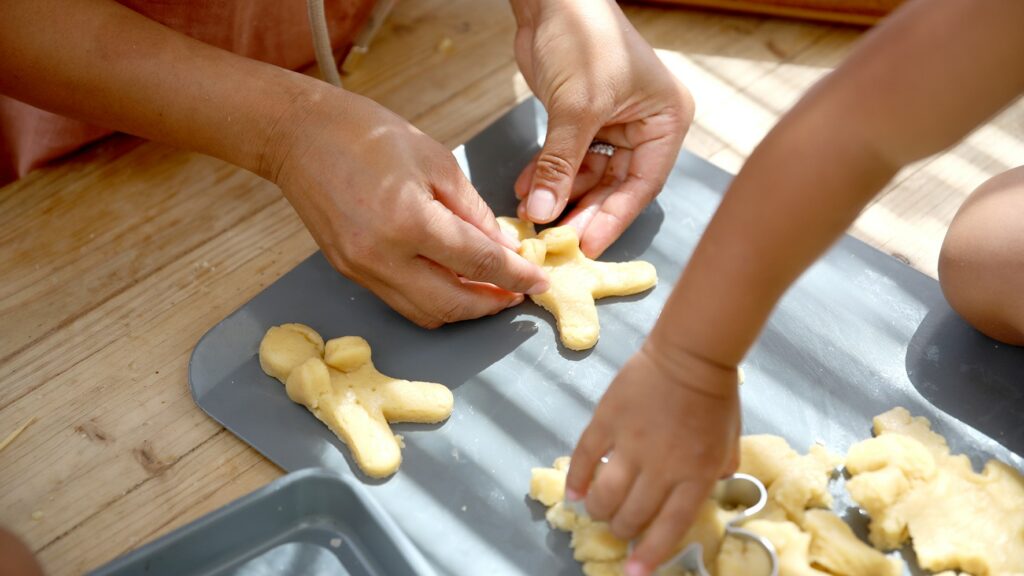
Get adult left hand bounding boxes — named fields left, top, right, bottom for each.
left=511, top=0, right=694, bottom=257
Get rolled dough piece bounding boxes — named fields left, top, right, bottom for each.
left=497, top=217, right=657, bottom=351
left=258, top=324, right=453, bottom=478
left=845, top=407, right=1024, bottom=574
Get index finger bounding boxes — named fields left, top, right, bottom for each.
left=566, top=417, right=613, bottom=499
left=434, top=165, right=522, bottom=252
left=417, top=202, right=549, bottom=294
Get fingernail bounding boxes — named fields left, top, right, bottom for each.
left=505, top=295, right=524, bottom=309
left=526, top=279, right=549, bottom=295
left=565, top=488, right=581, bottom=501
left=624, top=559, right=649, bottom=576
left=527, top=188, right=557, bottom=222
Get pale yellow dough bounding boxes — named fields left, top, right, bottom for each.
left=527, top=435, right=899, bottom=576
left=845, top=407, right=1024, bottom=575
left=258, top=324, right=453, bottom=478
left=530, top=408, right=1023, bottom=574
left=497, top=217, right=657, bottom=351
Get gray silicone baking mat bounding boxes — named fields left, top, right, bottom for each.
left=190, top=98, right=1023, bottom=575
left=89, top=468, right=437, bottom=576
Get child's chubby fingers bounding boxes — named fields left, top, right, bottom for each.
left=609, top=473, right=670, bottom=541
left=583, top=457, right=637, bottom=522
left=566, top=418, right=614, bottom=500
left=722, top=421, right=742, bottom=477
left=626, top=482, right=712, bottom=576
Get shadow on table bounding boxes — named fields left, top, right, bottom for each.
left=905, top=305, right=1024, bottom=458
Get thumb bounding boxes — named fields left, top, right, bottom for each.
left=527, top=111, right=598, bottom=223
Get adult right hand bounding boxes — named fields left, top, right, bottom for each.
left=271, top=88, right=549, bottom=328
left=511, top=0, right=694, bottom=257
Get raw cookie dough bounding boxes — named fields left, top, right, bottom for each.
left=732, top=438, right=901, bottom=576
left=258, top=324, right=454, bottom=478
left=529, top=455, right=730, bottom=575
left=528, top=436, right=896, bottom=576
left=738, top=435, right=842, bottom=523
left=845, top=407, right=1024, bottom=575
left=497, top=217, right=657, bottom=351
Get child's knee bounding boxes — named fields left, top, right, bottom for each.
left=938, top=166, right=1024, bottom=346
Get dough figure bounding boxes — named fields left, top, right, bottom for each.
left=845, top=407, right=1024, bottom=575
left=497, top=217, right=657, bottom=351
left=528, top=435, right=902, bottom=576
left=259, top=323, right=453, bottom=478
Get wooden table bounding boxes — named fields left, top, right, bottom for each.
left=1, top=1, right=1021, bottom=573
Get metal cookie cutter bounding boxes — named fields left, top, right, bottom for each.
left=564, top=471, right=779, bottom=576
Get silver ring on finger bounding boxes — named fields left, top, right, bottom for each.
left=587, top=140, right=616, bottom=157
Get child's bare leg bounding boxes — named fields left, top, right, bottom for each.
left=0, top=527, right=43, bottom=576
left=939, top=166, right=1024, bottom=346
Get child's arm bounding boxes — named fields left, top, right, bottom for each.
left=566, top=1, right=1024, bottom=572
left=651, top=0, right=1024, bottom=372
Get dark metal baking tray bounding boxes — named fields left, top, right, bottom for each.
left=89, top=468, right=436, bottom=576
left=189, top=99, right=1023, bottom=575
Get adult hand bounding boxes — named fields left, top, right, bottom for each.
left=565, top=340, right=740, bottom=576
left=273, top=89, right=548, bottom=328
left=511, top=0, right=695, bottom=257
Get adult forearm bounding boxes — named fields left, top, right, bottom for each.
left=0, top=0, right=329, bottom=181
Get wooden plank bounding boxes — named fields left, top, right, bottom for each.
left=626, top=4, right=848, bottom=164
left=0, top=196, right=312, bottom=558
left=0, top=143, right=279, bottom=389
left=850, top=102, right=1024, bottom=276
left=343, top=0, right=520, bottom=131
left=37, top=432, right=279, bottom=575
left=636, top=0, right=897, bottom=25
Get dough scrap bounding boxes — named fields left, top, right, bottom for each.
left=803, top=510, right=902, bottom=576
left=528, top=436, right=867, bottom=576
left=258, top=324, right=453, bottom=478
left=529, top=456, right=729, bottom=574
left=845, top=407, right=1024, bottom=575
left=738, top=435, right=842, bottom=523
left=720, top=519, right=826, bottom=576
left=498, top=217, right=657, bottom=350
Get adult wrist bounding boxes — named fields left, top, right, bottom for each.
left=253, top=72, right=336, bottom=186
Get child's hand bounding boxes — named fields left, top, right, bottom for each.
left=566, top=341, right=740, bottom=576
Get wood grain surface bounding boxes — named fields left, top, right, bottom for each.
left=636, top=0, right=903, bottom=25
left=0, top=1, right=1021, bottom=574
